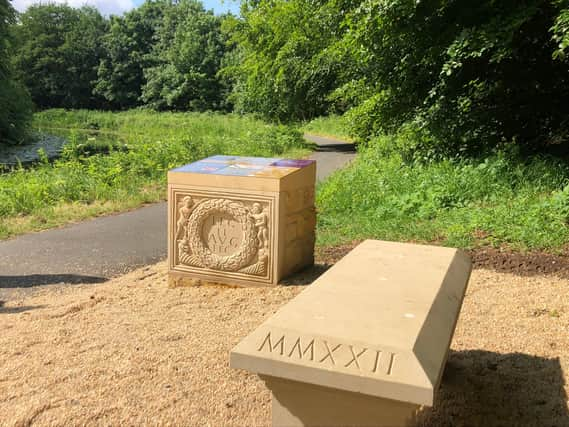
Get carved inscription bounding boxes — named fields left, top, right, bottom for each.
left=202, top=214, right=242, bottom=255
left=345, top=345, right=367, bottom=369
left=319, top=342, right=341, bottom=365
left=175, top=194, right=271, bottom=276
left=287, top=337, right=315, bottom=360
left=257, top=332, right=397, bottom=376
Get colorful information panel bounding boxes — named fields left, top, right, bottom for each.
left=171, top=155, right=315, bottom=179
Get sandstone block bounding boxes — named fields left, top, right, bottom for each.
left=231, top=239, right=472, bottom=426
left=168, top=156, right=316, bottom=287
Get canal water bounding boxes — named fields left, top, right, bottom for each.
left=0, top=134, right=67, bottom=169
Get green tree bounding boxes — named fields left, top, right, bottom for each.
left=341, top=0, right=569, bottom=155
left=224, top=0, right=355, bottom=121
left=141, top=0, right=228, bottom=111
left=95, top=1, right=167, bottom=109
left=231, top=0, right=569, bottom=156
left=12, top=4, right=108, bottom=109
left=0, top=0, right=32, bottom=144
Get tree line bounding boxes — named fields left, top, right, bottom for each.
left=2, top=0, right=569, bottom=157
left=11, top=0, right=228, bottom=111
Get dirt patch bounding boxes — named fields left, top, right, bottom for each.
left=316, top=239, right=569, bottom=279
left=0, top=263, right=301, bottom=426
left=469, top=246, right=569, bottom=279
left=1, top=258, right=568, bottom=426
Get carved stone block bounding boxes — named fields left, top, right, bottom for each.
left=231, top=240, right=472, bottom=425
left=168, top=156, right=316, bottom=287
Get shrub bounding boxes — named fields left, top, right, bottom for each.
left=344, top=0, right=569, bottom=156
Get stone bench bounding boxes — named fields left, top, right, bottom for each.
left=230, top=239, right=472, bottom=426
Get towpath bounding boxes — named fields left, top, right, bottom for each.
left=0, top=134, right=355, bottom=298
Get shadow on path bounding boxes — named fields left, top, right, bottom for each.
left=304, top=134, right=357, bottom=183
left=0, top=274, right=107, bottom=288
left=313, top=143, right=356, bottom=153
left=416, top=349, right=569, bottom=426
left=304, top=133, right=356, bottom=153
left=279, top=263, right=331, bottom=286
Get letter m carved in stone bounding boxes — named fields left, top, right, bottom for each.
left=257, top=332, right=285, bottom=356
left=287, top=337, right=315, bottom=361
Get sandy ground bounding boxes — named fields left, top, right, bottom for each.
left=1, top=261, right=568, bottom=426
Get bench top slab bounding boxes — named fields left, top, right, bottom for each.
left=230, top=240, right=472, bottom=406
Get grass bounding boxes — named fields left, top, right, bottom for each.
left=5, top=109, right=569, bottom=252
left=300, top=115, right=353, bottom=141
left=0, top=109, right=310, bottom=240
left=317, top=135, right=569, bottom=252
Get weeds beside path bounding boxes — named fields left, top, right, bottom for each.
left=317, top=137, right=569, bottom=252
left=0, top=110, right=311, bottom=240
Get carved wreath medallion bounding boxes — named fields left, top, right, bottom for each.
left=175, top=196, right=271, bottom=276
left=188, top=199, right=257, bottom=271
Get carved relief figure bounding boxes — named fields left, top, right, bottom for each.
left=176, top=195, right=202, bottom=267
left=176, top=196, right=194, bottom=241
left=250, top=202, right=269, bottom=249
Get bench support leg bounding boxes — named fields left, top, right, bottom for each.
left=261, top=376, right=420, bottom=427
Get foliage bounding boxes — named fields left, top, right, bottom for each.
left=317, top=134, right=569, bottom=250
left=228, top=0, right=569, bottom=157
left=339, top=0, right=569, bottom=156
left=9, top=1, right=230, bottom=112
left=300, top=115, right=352, bottom=141
left=223, top=0, right=356, bottom=121
left=552, top=2, right=569, bottom=59
left=94, top=1, right=166, bottom=109
left=11, top=4, right=108, bottom=109
left=141, top=0, right=228, bottom=111
left=0, top=109, right=309, bottom=239
left=0, top=0, right=32, bottom=144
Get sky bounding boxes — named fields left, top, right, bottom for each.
left=12, top=0, right=241, bottom=17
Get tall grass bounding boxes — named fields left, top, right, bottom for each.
left=0, top=110, right=310, bottom=239
left=318, top=135, right=569, bottom=251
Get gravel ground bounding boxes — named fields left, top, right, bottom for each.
left=0, top=260, right=568, bottom=426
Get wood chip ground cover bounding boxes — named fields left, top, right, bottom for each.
left=0, top=259, right=568, bottom=426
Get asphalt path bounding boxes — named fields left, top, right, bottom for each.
left=0, top=134, right=355, bottom=298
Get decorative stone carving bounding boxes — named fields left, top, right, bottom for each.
left=175, top=197, right=270, bottom=274
left=175, top=196, right=194, bottom=240
left=168, top=155, right=316, bottom=287
left=250, top=203, right=269, bottom=248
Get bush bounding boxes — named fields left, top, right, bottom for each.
left=343, top=0, right=569, bottom=156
